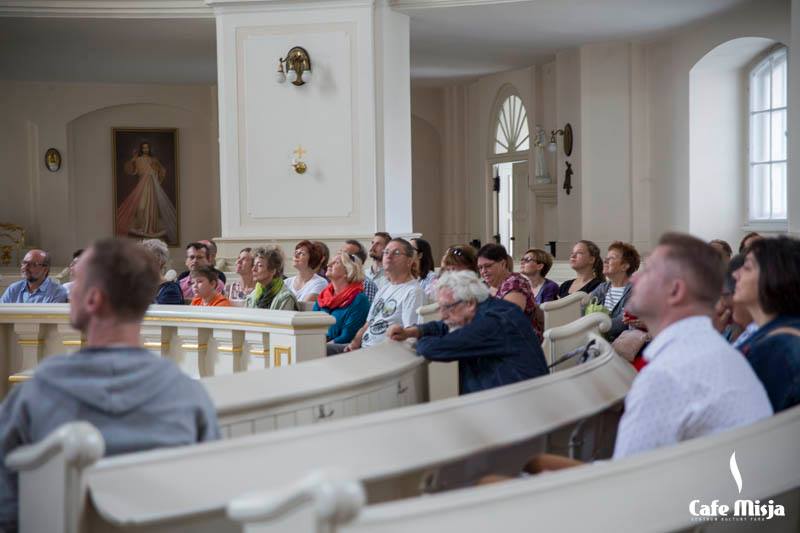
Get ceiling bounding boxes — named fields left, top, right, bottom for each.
left=0, top=0, right=752, bottom=86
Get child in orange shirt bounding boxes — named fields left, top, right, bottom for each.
left=190, top=266, right=232, bottom=307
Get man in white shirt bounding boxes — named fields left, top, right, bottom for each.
left=515, top=233, right=772, bottom=475
left=365, top=232, right=391, bottom=290
left=345, top=238, right=423, bottom=352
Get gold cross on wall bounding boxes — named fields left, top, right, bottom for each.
left=293, top=145, right=306, bottom=159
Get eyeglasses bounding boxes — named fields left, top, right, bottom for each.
left=520, top=257, right=536, bottom=264
left=603, top=256, right=621, bottom=263
left=294, top=250, right=308, bottom=257
left=439, top=300, right=464, bottom=313
left=382, top=249, right=409, bottom=258
left=21, top=261, right=45, bottom=268
left=477, top=261, right=496, bottom=272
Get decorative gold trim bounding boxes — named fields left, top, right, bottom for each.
left=181, top=343, right=208, bottom=350
left=17, top=339, right=43, bottom=346
left=218, top=346, right=243, bottom=353
left=143, top=341, right=170, bottom=349
left=273, top=346, right=291, bottom=367
left=8, top=373, right=32, bottom=383
left=249, top=349, right=268, bottom=358
left=62, top=340, right=82, bottom=347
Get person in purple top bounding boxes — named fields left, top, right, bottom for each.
left=1, top=249, right=67, bottom=303
left=519, top=248, right=559, bottom=305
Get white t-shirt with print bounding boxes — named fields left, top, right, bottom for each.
left=362, top=279, right=424, bottom=348
left=285, top=274, right=328, bottom=302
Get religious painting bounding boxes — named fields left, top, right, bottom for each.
left=112, top=128, right=179, bottom=246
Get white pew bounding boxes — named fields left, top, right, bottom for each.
left=258, top=406, right=798, bottom=533
left=415, top=302, right=458, bottom=401
left=8, top=334, right=634, bottom=533
left=539, top=291, right=590, bottom=362
left=205, top=342, right=428, bottom=437
left=0, top=304, right=334, bottom=396
left=542, top=312, right=612, bottom=369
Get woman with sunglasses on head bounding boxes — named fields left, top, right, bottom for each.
left=519, top=248, right=559, bottom=305
left=557, top=240, right=604, bottom=298
left=733, top=236, right=800, bottom=412
left=314, top=252, right=371, bottom=355
left=477, top=243, right=541, bottom=339
left=285, top=240, right=328, bottom=303
left=440, top=245, right=479, bottom=274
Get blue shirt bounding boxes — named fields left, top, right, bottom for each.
left=1, top=277, right=68, bottom=303
left=314, top=292, right=371, bottom=345
left=416, top=298, right=548, bottom=395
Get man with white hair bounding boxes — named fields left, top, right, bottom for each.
left=389, top=270, right=548, bottom=394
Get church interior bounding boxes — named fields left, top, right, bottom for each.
left=0, top=0, right=799, bottom=531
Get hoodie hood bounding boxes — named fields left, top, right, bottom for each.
left=35, top=347, right=185, bottom=416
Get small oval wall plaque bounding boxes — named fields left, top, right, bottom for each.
left=563, top=123, right=574, bottom=157
left=44, top=148, right=62, bottom=172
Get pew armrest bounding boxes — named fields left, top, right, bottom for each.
left=228, top=468, right=365, bottom=528
left=543, top=313, right=611, bottom=342
left=6, top=422, right=105, bottom=472
left=539, top=291, right=590, bottom=312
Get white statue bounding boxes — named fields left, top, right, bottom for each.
left=533, top=125, right=551, bottom=184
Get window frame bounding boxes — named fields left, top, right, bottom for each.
left=747, top=45, right=788, bottom=225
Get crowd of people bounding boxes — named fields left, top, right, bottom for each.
left=1, top=229, right=799, bottom=528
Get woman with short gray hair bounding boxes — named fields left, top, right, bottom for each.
left=245, top=246, right=297, bottom=310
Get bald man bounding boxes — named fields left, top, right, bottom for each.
left=1, top=249, right=67, bottom=303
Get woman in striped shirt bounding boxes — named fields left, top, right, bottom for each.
left=587, top=241, right=641, bottom=342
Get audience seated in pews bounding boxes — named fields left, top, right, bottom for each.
left=0, top=249, right=67, bottom=303
left=709, top=239, right=732, bottom=264
left=411, top=238, right=437, bottom=299
left=245, top=246, right=298, bottom=311
left=365, top=232, right=392, bottom=290
left=477, top=244, right=541, bottom=340
left=178, top=242, right=225, bottom=299
left=227, top=247, right=256, bottom=301
left=140, top=238, right=183, bottom=305
left=587, top=241, right=641, bottom=342
left=440, top=244, right=479, bottom=274
left=190, top=266, right=232, bottom=307
left=738, top=231, right=762, bottom=254
left=341, top=238, right=424, bottom=353
left=60, top=248, right=84, bottom=297
left=733, top=236, right=800, bottom=412
left=285, top=240, right=328, bottom=302
left=0, top=238, right=220, bottom=533
left=558, top=240, right=604, bottom=298
left=314, top=252, right=371, bottom=354
left=389, top=271, right=548, bottom=394
left=519, top=248, right=559, bottom=305
left=517, top=233, right=772, bottom=475
left=341, top=239, right=378, bottom=302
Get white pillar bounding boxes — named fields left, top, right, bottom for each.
left=789, top=0, right=800, bottom=236
left=207, top=0, right=412, bottom=257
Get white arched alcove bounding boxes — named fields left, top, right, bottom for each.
left=689, top=37, right=780, bottom=246
left=66, top=102, right=219, bottom=258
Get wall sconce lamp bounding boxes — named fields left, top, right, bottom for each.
left=276, top=46, right=313, bottom=86
left=547, top=123, right=573, bottom=156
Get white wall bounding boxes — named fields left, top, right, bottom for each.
left=554, top=49, right=581, bottom=259
left=645, top=0, right=791, bottom=245
left=0, top=81, right=219, bottom=266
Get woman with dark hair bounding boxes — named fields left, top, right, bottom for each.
left=246, top=246, right=298, bottom=310
left=520, top=248, right=559, bottom=305
left=411, top=238, right=436, bottom=298
left=440, top=245, right=479, bottom=274
left=587, top=241, right=641, bottom=341
left=286, top=240, right=328, bottom=302
left=477, top=243, right=541, bottom=338
left=738, top=232, right=762, bottom=254
left=733, top=236, right=800, bottom=412
left=557, top=240, right=604, bottom=298
left=314, top=240, right=330, bottom=279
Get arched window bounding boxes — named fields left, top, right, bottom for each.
left=494, top=94, right=529, bottom=154
left=748, top=46, right=787, bottom=221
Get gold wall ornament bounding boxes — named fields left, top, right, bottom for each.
left=276, top=46, right=313, bottom=86
left=44, top=148, right=61, bottom=172
left=292, top=145, right=308, bottom=174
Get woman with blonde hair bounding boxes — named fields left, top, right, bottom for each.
left=315, top=252, right=371, bottom=354
left=440, top=245, right=479, bottom=274
left=245, top=246, right=297, bottom=310
left=557, top=240, right=604, bottom=298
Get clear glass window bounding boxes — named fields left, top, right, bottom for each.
left=494, top=95, right=530, bottom=155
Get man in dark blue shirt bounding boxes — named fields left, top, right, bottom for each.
left=388, top=270, right=548, bottom=394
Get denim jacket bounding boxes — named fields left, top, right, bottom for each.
left=738, top=315, right=800, bottom=412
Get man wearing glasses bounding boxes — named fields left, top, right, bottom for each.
left=1, top=249, right=67, bottom=303
left=388, top=270, right=547, bottom=394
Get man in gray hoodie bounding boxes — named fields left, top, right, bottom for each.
left=0, top=238, right=220, bottom=532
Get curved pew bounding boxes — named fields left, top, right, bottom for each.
left=539, top=292, right=590, bottom=363
left=0, top=304, right=334, bottom=395
left=205, top=342, right=428, bottom=437
left=543, top=312, right=611, bottom=369
left=301, top=406, right=800, bottom=533
left=415, top=302, right=458, bottom=401
left=7, top=334, right=634, bottom=533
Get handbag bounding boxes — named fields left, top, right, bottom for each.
left=584, top=296, right=609, bottom=316
left=612, top=329, right=649, bottom=362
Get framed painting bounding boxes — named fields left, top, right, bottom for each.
left=112, top=128, right=179, bottom=246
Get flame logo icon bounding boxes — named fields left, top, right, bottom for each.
left=730, top=451, right=743, bottom=494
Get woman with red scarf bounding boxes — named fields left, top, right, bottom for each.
left=314, top=252, right=371, bottom=355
